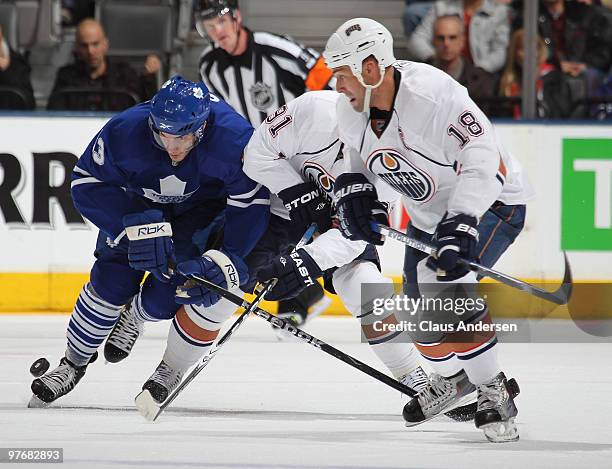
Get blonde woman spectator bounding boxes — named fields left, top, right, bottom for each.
left=406, top=0, right=510, bottom=73
left=498, top=29, right=579, bottom=119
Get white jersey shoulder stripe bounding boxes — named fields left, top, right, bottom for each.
left=71, top=176, right=102, bottom=188
left=226, top=198, right=271, bottom=209
left=228, top=183, right=263, bottom=200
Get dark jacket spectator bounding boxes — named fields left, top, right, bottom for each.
left=538, top=0, right=612, bottom=75
left=0, top=26, right=35, bottom=109
left=47, top=18, right=159, bottom=111
left=429, top=15, right=497, bottom=107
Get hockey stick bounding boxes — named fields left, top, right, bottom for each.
left=186, top=274, right=419, bottom=398
left=135, top=279, right=277, bottom=421
left=134, top=224, right=317, bottom=421
left=373, top=224, right=573, bottom=306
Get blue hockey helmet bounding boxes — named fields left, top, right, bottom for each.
left=149, top=76, right=211, bottom=139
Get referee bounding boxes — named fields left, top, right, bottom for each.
left=196, top=0, right=333, bottom=326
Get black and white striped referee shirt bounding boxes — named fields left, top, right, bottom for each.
left=199, top=28, right=332, bottom=127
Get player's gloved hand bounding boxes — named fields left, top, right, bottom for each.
left=333, top=173, right=387, bottom=245
left=278, top=181, right=331, bottom=232
left=256, top=248, right=323, bottom=301
left=426, top=214, right=479, bottom=281
left=175, top=250, right=248, bottom=307
left=123, top=209, right=174, bottom=282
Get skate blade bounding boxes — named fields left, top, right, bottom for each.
left=27, top=395, right=50, bottom=409
left=482, top=417, right=519, bottom=443
left=404, top=392, right=476, bottom=427
left=444, top=401, right=477, bottom=422
left=134, top=390, right=162, bottom=422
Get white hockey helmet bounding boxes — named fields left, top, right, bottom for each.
left=324, top=18, right=395, bottom=76
left=324, top=18, right=396, bottom=111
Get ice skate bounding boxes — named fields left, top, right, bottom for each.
left=140, top=360, right=185, bottom=404
left=29, top=352, right=97, bottom=407
left=475, top=372, right=520, bottom=442
left=399, top=365, right=429, bottom=395
left=103, top=302, right=143, bottom=363
left=402, top=370, right=476, bottom=426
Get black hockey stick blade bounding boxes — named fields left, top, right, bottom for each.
left=375, top=225, right=573, bottom=306
left=464, top=251, right=573, bottom=306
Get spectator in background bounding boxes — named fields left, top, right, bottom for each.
left=196, top=0, right=333, bottom=327
left=403, top=1, right=435, bottom=36
left=499, top=29, right=553, bottom=118
left=406, top=0, right=510, bottom=74
left=196, top=0, right=333, bottom=127
left=498, top=28, right=578, bottom=118
left=0, top=26, right=35, bottom=109
left=48, top=19, right=161, bottom=111
left=538, top=0, right=612, bottom=97
left=430, top=15, right=496, bottom=106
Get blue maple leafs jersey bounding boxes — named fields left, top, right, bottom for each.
left=71, top=98, right=270, bottom=258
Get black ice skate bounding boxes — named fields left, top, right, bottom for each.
left=402, top=370, right=476, bottom=426
left=104, top=302, right=143, bottom=363
left=29, top=352, right=97, bottom=407
left=475, top=372, right=520, bottom=442
left=140, top=360, right=185, bottom=404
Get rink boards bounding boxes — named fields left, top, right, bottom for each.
left=0, top=115, right=610, bottom=315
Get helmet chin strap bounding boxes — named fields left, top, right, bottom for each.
left=356, top=66, right=386, bottom=114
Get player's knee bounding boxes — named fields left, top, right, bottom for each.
left=90, top=260, right=143, bottom=306
left=186, top=298, right=238, bottom=329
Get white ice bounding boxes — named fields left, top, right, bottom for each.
left=1, top=314, right=611, bottom=469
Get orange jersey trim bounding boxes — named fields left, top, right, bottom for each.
left=305, top=57, right=333, bottom=91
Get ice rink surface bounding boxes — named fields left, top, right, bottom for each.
left=1, top=314, right=611, bottom=469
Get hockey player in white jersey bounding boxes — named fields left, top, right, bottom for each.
left=323, top=18, right=534, bottom=442
left=240, top=90, right=429, bottom=393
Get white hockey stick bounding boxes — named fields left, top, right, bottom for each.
left=373, top=224, right=573, bottom=305
left=134, top=223, right=317, bottom=421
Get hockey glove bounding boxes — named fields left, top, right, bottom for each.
left=333, top=173, right=387, bottom=245
left=256, top=248, right=323, bottom=301
left=176, top=250, right=248, bottom=307
left=426, top=214, right=479, bottom=281
left=278, top=181, right=332, bottom=232
left=123, top=210, right=174, bottom=282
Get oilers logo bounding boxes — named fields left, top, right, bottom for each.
left=367, top=149, right=434, bottom=202
left=302, top=162, right=335, bottom=201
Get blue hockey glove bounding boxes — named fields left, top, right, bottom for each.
left=278, top=181, right=332, bottom=232
left=426, top=214, right=479, bottom=281
left=333, top=173, right=387, bottom=245
left=176, top=250, right=248, bottom=307
left=256, top=248, right=323, bottom=301
left=123, top=210, right=174, bottom=282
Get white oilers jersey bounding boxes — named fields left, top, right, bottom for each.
left=338, top=61, right=534, bottom=234
left=243, top=90, right=369, bottom=270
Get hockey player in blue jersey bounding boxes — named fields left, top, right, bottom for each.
left=30, top=76, right=270, bottom=405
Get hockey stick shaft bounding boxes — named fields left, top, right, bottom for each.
left=155, top=279, right=276, bottom=416
left=374, top=224, right=572, bottom=305
left=142, top=224, right=318, bottom=420
left=188, top=275, right=418, bottom=397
